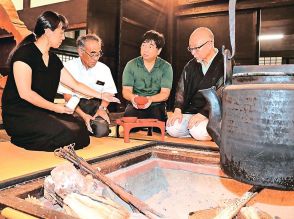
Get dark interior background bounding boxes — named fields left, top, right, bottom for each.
left=1, top=0, right=294, bottom=111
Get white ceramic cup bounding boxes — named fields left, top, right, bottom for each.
left=65, top=95, right=80, bottom=110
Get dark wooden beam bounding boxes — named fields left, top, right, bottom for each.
left=141, top=0, right=166, bottom=14
left=67, top=22, right=87, bottom=30
left=23, top=0, right=30, bottom=9
left=17, top=0, right=87, bottom=31
left=261, top=50, right=294, bottom=57
left=256, top=9, right=261, bottom=65
left=262, top=19, right=294, bottom=28
left=175, top=0, right=294, bottom=16
left=177, top=0, right=219, bottom=5
left=166, top=0, right=175, bottom=64
left=122, top=17, right=150, bottom=29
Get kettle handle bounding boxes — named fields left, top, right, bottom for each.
left=222, top=0, right=236, bottom=85
left=222, top=48, right=233, bottom=85
left=228, top=0, right=236, bottom=59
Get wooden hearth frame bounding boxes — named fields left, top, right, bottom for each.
left=0, top=142, right=219, bottom=218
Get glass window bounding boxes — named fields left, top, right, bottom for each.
left=259, top=57, right=282, bottom=65
left=30, top=0, right=69, bottom=8
left=11, top=0, right=23, bottom=10
left=56, top=54, right=76, bottom=63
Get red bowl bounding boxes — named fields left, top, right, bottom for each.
left=122, top=117, right=138, bottom=123
left=134, top=96, right=148, bottom=105
left=137, top=104, right=145, bottom=109
left=137, top=119, right=158, bottom=123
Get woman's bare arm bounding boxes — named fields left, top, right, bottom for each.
left=13, top=61, right=72, bottom=114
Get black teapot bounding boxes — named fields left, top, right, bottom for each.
left=199, top=0, right=294, bottom=190
left=200, top=64, right=294, bottom=190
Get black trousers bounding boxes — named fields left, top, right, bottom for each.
left=3, top=107, right=90, bottom=152
left=124, top=102, right=167, bottom=122
left=78, top=98, right=110, bottom=137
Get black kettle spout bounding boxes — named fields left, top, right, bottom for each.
left=199, top=87, right=222, bottom=146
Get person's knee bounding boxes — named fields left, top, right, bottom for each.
left=91, top=118, right=110, bottom=137
left=166, top=121, right=188, bottom=138
left=74, top=135, right=90, bottom=149
left=166, top=126, right=181, bottom=137
left=189, top=120, right=212, bottom=141
left=66, top=123, right=90, bottom=146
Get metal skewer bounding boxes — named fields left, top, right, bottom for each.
left=54, top=144, right=164, bottom=219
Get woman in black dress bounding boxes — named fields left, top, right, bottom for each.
left=2, top=11, right=119, bottom=151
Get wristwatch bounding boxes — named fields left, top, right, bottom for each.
left=99, top=105, right=107, bottom=111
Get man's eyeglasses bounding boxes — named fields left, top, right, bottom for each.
left=187, top=40, right=212, bottom=53
left=83, top=49, right=103, bottom=58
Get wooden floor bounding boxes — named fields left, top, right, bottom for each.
left=1, top=129, right=294, bottom=219
left=0, top=127, right=217, bottom=185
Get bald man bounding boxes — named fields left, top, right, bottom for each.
left=166, top=27, right=224, bottom=141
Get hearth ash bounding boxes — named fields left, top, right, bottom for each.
left=38, top=163, right=141, bottom=219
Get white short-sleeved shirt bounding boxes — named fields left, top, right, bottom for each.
left=58, top=57, right=117, bottom=99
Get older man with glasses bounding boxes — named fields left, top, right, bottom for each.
left=166, top=27, right=224, bottom=141
left=58, top=34, right=117, bottom=137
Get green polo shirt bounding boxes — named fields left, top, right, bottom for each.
left=122, top=56, right=173, bottom=96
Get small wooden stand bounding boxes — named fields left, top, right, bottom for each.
left=116, top=119, right=165, bottom=143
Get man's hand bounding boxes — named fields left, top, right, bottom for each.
left=63, top=93, right=72, bottom=102
left=131, top=95, right=138, bottom=109
left=188, top=113, right=207, bottom=129
left=80, top=113, right=95, bottom=133
left=141, top=96, right=152, bottom=109
left=94, top=109, right=110, bottom=124
left=167, top=109, right=183, bottom=126
left=101, top=92, right=120, bottom=103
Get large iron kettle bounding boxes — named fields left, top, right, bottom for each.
left=200, top=0, right=294, bottom=190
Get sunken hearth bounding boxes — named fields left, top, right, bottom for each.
left=0, top=142, right=293, bottom=218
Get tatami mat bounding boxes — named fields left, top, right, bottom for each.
left=109, top=125, right=217, bottom=147
left=0, top=124, right=217, bottom=184
left=0, top=137, right=149, bottom=183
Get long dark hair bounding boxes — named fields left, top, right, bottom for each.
left=8, top=11, right=68, bottom=65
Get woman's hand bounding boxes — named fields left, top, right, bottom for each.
left=101, top=92, right=120, bottom=103
left=54, top=104, right=74, bottom=114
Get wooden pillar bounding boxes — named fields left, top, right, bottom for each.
left=255, top=9, right=261, bottom=65
left=23, top=0, right=30, bottom=9
left=87, top=0, right=121, bottom=111
left=166, top=1, right=175, bottom=109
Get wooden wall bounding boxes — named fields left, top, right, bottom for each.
left=260, top=5, right=294, bottom=63
left=174, top=0, right=294, bottom=61
left=88, top=0, right=171, bottom=111
left=171, top=1, right=260, bottom=108
left=87, top=0, right=120, bottom=93
left=1, top=0, right=294, bottom=110
left=0, top=34, right=15, bottom=75
left=169, top=0, right=294, bottom=108
left=0, top=0, right=88, bottom=75
left=118, top=0, right=170, bottom=110
left=173, top=10, right=258, bottom=72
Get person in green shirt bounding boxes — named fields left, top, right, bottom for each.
left=122, top=30, right=173, bottom=124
